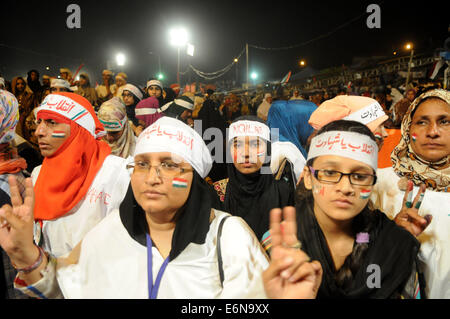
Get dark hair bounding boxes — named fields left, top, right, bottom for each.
left=296, top=120, right=377, bottom=290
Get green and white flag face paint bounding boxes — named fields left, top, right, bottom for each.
left=172, top=177, right=188, bottom=188
left=360, top=189, right=371, bottom=199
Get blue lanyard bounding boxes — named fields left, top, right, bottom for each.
left=146, top=233, right=170, bottom=299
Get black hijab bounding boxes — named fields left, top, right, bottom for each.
left=119, top=171, right=221, bottom=261
left=296, top=196, right=421, bottom=299
left=223, top=116, right=294, bottom=240
left=162, top=87, right=176, bottom=105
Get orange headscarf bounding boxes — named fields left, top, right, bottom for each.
left=33, top=93, right=111, bottom=221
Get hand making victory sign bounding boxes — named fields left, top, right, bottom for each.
left=0, top=175, right=40, bottom=270
left=394, top=180, right=432, bottom=237
left=263, top=206, right=323, bottom=299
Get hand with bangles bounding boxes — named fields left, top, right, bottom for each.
left=0, top=175, right=46, bottom=280
left=263, top=206, right=323, bottom=299
left=394, top=180, right=432, bottom=237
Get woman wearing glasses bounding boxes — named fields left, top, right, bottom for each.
left=0, top=116, right=322, bottom=298
left=282, top=119, right=424, bottom=298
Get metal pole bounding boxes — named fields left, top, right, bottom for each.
left=246, top=43, right=249, bottom=90
left=235, top=61, right=238, bottom=87
left=158, top=55, right=161, bottom=74
left=177, top=47, right=180, bottom=84
left=406, top=49, right=414, bottom=87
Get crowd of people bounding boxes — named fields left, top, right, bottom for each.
left=0, top=66, right=448, bottom=299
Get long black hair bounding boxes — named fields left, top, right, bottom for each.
left=297, top=120, right=377, bottom=290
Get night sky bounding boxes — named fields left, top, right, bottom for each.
left=1, top=0, right=448, bottom=87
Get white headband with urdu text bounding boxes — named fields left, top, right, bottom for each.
left=307, top=130, right=378, bottom=170
left=134, top=117, right=212, bottom=178
left=228, top=120, right=271, bottom=143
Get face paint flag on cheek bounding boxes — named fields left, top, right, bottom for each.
left=51, top=130, right=66, bottom=138
left=360, top=189, right=371, bottom=199
left=411, top=134, right=417, bottom=142
left=374, top=132, right=383, bottom=140
left=172, top=177, right=188, bottom=188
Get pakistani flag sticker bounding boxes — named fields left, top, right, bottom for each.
left=172, top=177, right=188, bottom=188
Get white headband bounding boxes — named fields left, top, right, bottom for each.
left=122, top=84, right=143, bottom=101
left=147, top=80, right=163, bottom=90
left=36, top=94, right=96, bottom=137
left=134, top=117, right=212, bottom=178
left=307, top=131, right=378, bottom=170
left=343, top=101, right=386, bottom=125
left=99, top=117, right=127, bottom=132
left=228, top=120, right=271, bottom=142
left=135, top=108, right=158, bottom=116
left=173, top=98, right=194, bottom=110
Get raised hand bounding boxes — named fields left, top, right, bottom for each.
left=263, top=206, right=322, bottom=299
left=394, top=180, right=431, bottom=237
left=0, top=175, right=39, bottom=268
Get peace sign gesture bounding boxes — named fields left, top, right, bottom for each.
left=394, top=180, right=432, bottom=237
left=263, top=206, right=322, bottom=299
left=0, top=175, right=39, bottom=269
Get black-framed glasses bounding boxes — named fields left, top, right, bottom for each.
left=126, top=161, right=193, bottom=179
left=309, top=167, right=377, bottom=186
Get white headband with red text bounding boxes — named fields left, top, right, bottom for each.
left=228, top=120, right=271, bottom=143
left=307, top=131, right=378, bottom=170
left=36, top=94, right=96, bottom=137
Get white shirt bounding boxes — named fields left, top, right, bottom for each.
left=370, top=167, right=450, bottom=298
left=53, top=209, right=269, bottom=298
left=31, top=155, right=130, bottom=258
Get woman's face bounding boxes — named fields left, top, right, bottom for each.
left=409, top=98, right=450, bottom=162
left=15, top=79, right=25, bottom=93
left=147, top=85, right=162, bottom=98
left=35, top=118, right=71, bottom=157
left=30, top=72, right=38, bottom=82
left=104, top=129, right=124, bottom=144
left=130, top=152, right=193, bottom=214
left=406, top=90, right=416, bottom=102
left=122, top=90, right=135, bottom=106
left=230, top=136, right=267, bottom=174
left=79, top=77, right=88, bottom=87
left=303, top=155, right=375, bottom=224
left=115, top=77, right=126, bottom=87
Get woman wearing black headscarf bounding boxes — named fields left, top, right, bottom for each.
left=1, top=116, right=321, bottom=299
left=214, top=115, right=295, bottom=240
